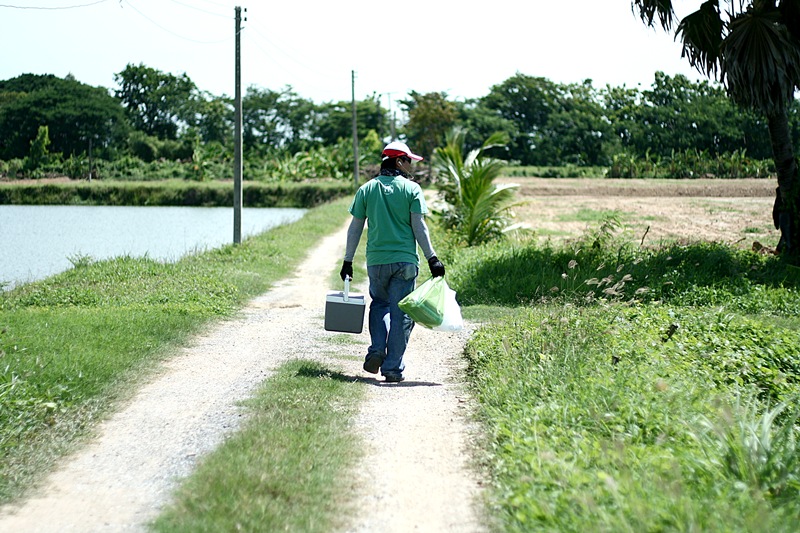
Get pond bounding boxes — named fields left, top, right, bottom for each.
left=1, top=205, right=307, bottom=290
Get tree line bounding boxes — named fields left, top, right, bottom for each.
left=1, top=64, right=797, bottom=176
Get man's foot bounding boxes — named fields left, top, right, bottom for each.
left=363, top=354, right=383, bottom=374
left=383, top=373, right=405, bottom=383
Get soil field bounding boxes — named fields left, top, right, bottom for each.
left=497, top=177, right=779, bottom=249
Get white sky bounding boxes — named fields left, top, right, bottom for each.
left=1, top=0, right=708, bottom=110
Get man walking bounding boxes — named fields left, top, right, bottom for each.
left=340, top=141, right=445, bottom=383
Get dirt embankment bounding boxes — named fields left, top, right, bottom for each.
left=498, top=177, right=776, bottom=198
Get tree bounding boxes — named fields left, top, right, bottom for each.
left=196, top=93, right=233, bottom=146
left=24, top=125, right=51, bottom=172
left=454, top=98, right=518, bottom=161
left=630, top=72, right=771, bottom=158
left=401, top=91, right=457, bottom=163
left=0, top=74, right=128, bottom=160
left=478, top=75, right=614, bottom=166
left=114, top=63, right=198, bottom=140
left=632, top=0, right=800, bottom=258
left=314, top=94, right=387, bottom=148
left=480, top=74, right=562, bottom=165
left=241, top=86, right=316, bottom=156
left=540, top=80, right=615, bottom=166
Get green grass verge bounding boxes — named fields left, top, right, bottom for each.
left=465, top=305, right=800, bottom=531
left=0, top=198, right=351, bottom=503
left=441, top=216, right=800, bottom=531
left=152, top=359, right=364, bottom=533
left=442, top=219, right=800, bottom=317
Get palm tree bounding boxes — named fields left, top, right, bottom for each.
left=632, top=0, right=800, bottom=259
left=432, top=128, right=520, bottom=246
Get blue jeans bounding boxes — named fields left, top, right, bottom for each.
left=366, top=262, right=418, bottom=376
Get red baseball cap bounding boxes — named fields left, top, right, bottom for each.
left=381, top=141, right=423, bottom=161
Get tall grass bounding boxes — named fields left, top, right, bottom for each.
left=452, top=219, right=800, bottom=531
left=0, top=198, right=350, bottom=502
left=445, top=219, right=799, bottom=317
left=464, top=304, right=800, bottom=531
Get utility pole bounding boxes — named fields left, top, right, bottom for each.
left=233, top=6, right=244, bottom=244
left=351, top=70, right=359, bottom=190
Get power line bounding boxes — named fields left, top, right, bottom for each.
left=167, top=0, right=228, bottom=19
left=188, top=0, right=230, bottom=8
left=0, top=0, right=108, bottom=9
left=246, top=25, right=348, bottom=100
left=249, top=26, right=322, bottom=76
left=122, top=0, right=231, bottom=44
left=246, top=39, right=342, bottom=101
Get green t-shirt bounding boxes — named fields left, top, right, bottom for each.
left=349, top=174, right=427, bottom=266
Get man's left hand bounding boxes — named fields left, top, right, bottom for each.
left=428, top=256, right=445, bottom=277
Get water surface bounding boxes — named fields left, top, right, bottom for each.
left=1, top=205, right=306, bottom=289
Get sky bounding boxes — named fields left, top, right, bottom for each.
left=1, top=0, right=709, bottom=112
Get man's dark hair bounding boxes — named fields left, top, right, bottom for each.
left=380, top=155, right=410, bottom=170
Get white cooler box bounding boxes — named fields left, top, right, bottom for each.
left=324, top=278, right=366, bottom=334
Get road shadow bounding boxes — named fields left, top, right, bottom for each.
left=351, top=375, right=443, bottom=388
left=295, top=365, right=441, bottom=388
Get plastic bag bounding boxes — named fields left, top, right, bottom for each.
left=398, top=277, right=463, bottom=331
left=433, top=282, right=463, bottom=332
left=398, top=276, right=445, bottom=328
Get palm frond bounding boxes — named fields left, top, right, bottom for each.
left=721, top=8, right=800, bottom=113
left=481, top=131, right=511, bottom=152
left=677, top=0, right=725, bottom=77
left=780, top=0, right=800, bottom=42
left=432, top=128, right=518, bottom=246
left=632, top=0, right=676, bottom=31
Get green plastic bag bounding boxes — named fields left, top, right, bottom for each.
left=398, top=276, right=445, bottom=328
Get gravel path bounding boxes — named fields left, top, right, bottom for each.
left=0, top=221, right=486, bottom=533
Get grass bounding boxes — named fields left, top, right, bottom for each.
left=444, top=224, right=799, bottom=316
left=556, top=208, right=628, bottom=223
left=463, top=305, right=800, bottom=531
left=439, top=217, right=800, bottom=532
left=0, top=197, right=351, bottom=503
left=151, top=359, right=364, bottom=533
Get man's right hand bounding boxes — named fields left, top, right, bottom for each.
left=340, top=260, right=353, bottom=281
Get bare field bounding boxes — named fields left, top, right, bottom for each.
left=499, top=177, right=779, bottom=249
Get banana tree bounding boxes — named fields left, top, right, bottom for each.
left=632, top=0, right=800, bottom=259
left=432, top=128, right=520, bottom=246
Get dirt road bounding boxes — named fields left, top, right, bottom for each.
left=0, top=222, right=486, bottom=532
